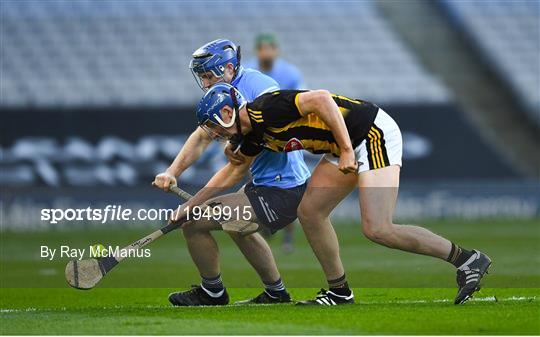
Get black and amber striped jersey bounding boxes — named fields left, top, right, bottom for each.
left=240, top=90, right=379, bottom=157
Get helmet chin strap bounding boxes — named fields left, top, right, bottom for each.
left=231, top=45, right=242, bottom=83
left=228, top=86, right=244, bottom=153
left=229, top=109, right=243, bottom=153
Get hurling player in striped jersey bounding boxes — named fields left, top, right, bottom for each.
left=192, top=83, right=492, bottom=305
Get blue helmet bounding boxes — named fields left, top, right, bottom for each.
left=189, top=39, right=241, bottom=90
left=196, top=83, right=246, bottom=142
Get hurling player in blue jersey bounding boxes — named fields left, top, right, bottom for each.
left=153, top=39, right=311, bottom=306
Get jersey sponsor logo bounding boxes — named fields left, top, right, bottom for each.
left=283, top=138, right=304, bottom=152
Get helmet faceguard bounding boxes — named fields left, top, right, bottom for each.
left=200, top=119, right=233, bottom=143
left=189, top=39, right=241, bottom=91
left=189, top=54, right=226, bottom=90
left=196, top=83, right=246, bottom=146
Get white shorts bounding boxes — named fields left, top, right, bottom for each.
left=323, top=109, right=403, bottom=173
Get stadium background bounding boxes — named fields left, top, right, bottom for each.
left=2, top=0, right=538, bottom=228
left=1, top=0, right=539, bottom=281
left=1, top=2, right=539, bottom=334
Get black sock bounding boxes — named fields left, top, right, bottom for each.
left=201, top=274, right=224, bottom=295
left=446, top=243, right=474, bottom=268
left=264, top=278, right=287, bottom=297
left=328, top=274, right=351, bottom=296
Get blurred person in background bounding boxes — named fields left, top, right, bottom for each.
left=246, top=32, right=304, bottom=91
left=154, top=39, right=311, bottom=306
left=246, top=33, right=305, bottom=253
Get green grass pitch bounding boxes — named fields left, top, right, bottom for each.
left=1, top=219, right=539, bottom=335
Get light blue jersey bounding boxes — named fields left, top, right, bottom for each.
left=231, top=66, right=310, bottom=188
left=244, top=59, right=304, bottom=90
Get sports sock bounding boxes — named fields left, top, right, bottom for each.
left=201, top=274, right=225, bottom=297
left=328, top=274, right=352, bottom=296
left=446, top=243, right=474, bottom=268
left=264, top=278, right=287, bottom=297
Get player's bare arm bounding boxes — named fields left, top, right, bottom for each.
left=171, top=156, right=254, bottom=222
left=296, top=90, right=357, bottom=174
left=154, top=127, right=213, bottom=192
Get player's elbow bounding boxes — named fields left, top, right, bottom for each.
left=193, top=127, right=212, bottom=145
left=300, top=90, right=333, bottom=114
left=313, top=89, right=331, bottom=97
left=310, top=90, right=332, bottom=105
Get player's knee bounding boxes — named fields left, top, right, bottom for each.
left=181, top=225, right=195, bottom=238
left=361, top=219, right=394, bottom=244
left=297, top=204, right=309, bottom=222
left=297, top=203, right=325, bottom=224
left=181, top=220, right=205, bottom=237
left=297, top=209, right=313, bottom=227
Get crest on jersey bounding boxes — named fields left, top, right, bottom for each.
left=283, top=138, right=304, bottom=152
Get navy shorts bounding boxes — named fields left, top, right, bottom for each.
left=244, top=180, right=308, bottom=234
